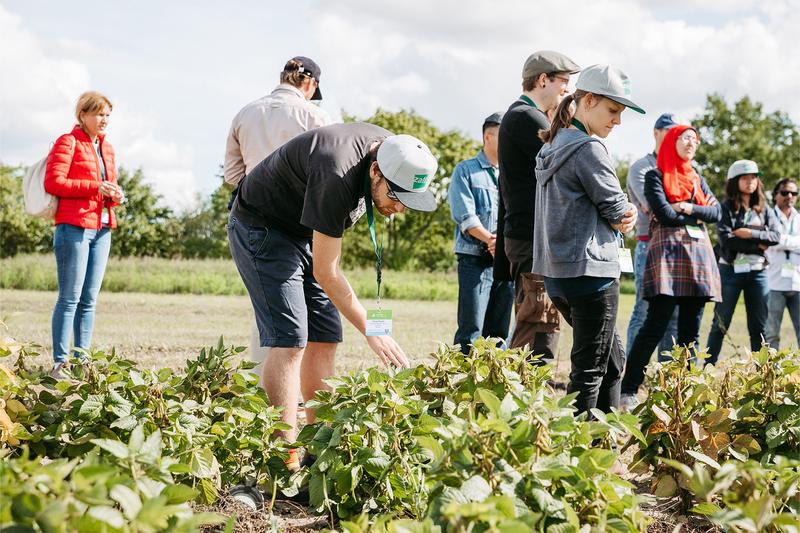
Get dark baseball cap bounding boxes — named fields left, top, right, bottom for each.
left=482, top=112, right=503, bottom=131
left=522, top=50, right=580, bottom=80
left=654, top=113, right=679, bottom=130
left=285, top=56, right=323, bottom=100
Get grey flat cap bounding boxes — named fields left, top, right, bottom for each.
left=522, top=50, right=580, bottom=79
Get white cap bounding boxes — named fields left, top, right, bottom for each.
left=727, top=160, right=761, bottom=180
left=576, top=64, right=645, bottom=115
left=377, top=134, right=438, bottom=212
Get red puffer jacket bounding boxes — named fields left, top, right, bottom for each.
left=44, top=125, right=119, bottom=229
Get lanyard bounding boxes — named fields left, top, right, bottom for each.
left=364, top=171, right=383, bottom=306
left=486, top=166, right=498, bottom=187
left=571, top=118, right=589, bottom=134
left=519, top=94, right=538, bottom=109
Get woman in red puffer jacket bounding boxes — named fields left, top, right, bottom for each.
left=44, top=91, right=125, bottom=377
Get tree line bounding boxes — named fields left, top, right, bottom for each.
left=1, top=95, right=797, bottom=271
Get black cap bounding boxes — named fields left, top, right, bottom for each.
left=482, top=112, right=503, bottom=131
left=285, top=56, right=322, bottom=100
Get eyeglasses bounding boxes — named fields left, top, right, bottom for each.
left=779, top=190, right=799, bottom=197
left=553, top=75, right=570, bottom=84
left=385, top=180, right=400, bottom=202
left=678, top=133, right=700, bottom=145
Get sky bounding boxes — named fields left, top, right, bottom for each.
left=1, top=0, right=798, bottom=210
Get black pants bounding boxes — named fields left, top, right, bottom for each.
left=621, top=295, right=706, bottom=395
left=550, top=282, right=623, bottom=417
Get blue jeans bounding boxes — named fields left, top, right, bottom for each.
left=706, top=264, right=769, bottom=364
left=454, top=254, right=514, bottom=354
left=626, top=240, right=678, bottom=361
left=51, top=224, right=112, bottom=363
left=765, top=290, right=800, bottom=349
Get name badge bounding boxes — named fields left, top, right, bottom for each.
left=618, top=247, right=634, bottom=274
left=733, top=258, right=751, bottom=274
left=366, top=309, right=393, bottom=337
left=781, top=262, right=795, bottom=279
left=686, top=225, right=704, bottom=239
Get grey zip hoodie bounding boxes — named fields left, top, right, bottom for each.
left=532, top=128, right=630, bottom=279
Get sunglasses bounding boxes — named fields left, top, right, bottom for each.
left=679, top=134, right=700, bottom=144
left=779, top=190, right=799, bottom=197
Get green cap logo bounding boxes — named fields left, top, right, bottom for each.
left=622, top=78, right=631, bottom=96
left=412, top=174, right=429, bottom=190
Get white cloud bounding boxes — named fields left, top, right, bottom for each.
left=312, top=0, right=800, bottom=161
left=0, top=4, right=199, bottom=208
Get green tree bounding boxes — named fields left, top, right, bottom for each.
left=178, top=175, right=231, bottom=259
left=341, top=109, right=479, bottom=271
left=111, top=168, right=180, bottom=257
left=691, top=94, right=800, bottom=196
left=0, top=164, right=53, bottom=257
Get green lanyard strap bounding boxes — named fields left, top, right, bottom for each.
left=364, top=171, right=383, bottom=307
left=486, top=166, right=498, bottom=187
left=571, top=118, right=588, bottom=134
left=519, top=94, right=538, bottom=109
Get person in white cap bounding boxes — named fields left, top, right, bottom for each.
left=706, top=160, right=781, bottom=364
left=532, top=64, right=640, bottom=417
left=228, top=122, right=437, bottom=469
left=224, top=56, right=334, bottom=384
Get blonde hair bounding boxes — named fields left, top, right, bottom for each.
left=75, top=91, right=112, bottom=128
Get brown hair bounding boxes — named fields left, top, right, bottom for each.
left=522, top=72, right=559, bottom=92
left=75, top=91, right=112, bottom=128
left=538, top=90, right=590, bottom=143
left=726, top=175, right=767, bottom=214
left=280, top=59, right=313, bottom=88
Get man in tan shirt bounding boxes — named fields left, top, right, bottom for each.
left=224, top=56, right=333, bottom=384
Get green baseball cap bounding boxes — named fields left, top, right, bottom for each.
left=522, top=50, right=580, bottom=79
left=575, top=64, right=645, bottom=114
left=727, top=160, right=761, bottom=180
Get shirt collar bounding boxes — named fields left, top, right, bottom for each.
left=775, top=205, right=798, bottom=223
left=272, top=83, right=306, bottom=99
left=476, top=149, right=496, bottom=170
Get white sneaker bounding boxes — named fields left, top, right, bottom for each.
left=620, top=393, right=640, bottom=413
left=50, top=362, right=70, bottom=380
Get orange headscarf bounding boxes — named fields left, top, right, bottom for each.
left=657, top=124, right=709, bottom=206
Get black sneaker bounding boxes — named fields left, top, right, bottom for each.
left=300, top=453, right=317, bottom=469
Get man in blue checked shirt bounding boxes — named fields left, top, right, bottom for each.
left=448, top=112, right=514, bottom=354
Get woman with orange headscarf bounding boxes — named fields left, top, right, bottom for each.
left=620, top=124, right=721, bottom=408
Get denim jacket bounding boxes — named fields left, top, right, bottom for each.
left=447, top=150, right=499, bottom=256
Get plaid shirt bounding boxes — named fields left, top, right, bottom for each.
left=642, top=221, right=722, bottom=301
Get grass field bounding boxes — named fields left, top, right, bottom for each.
left=0, top=254, right=636, bottom=301
left=2, top=287, right=792, bottom=378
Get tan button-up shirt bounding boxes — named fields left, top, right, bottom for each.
left=223, top=84, right=333, bottom=186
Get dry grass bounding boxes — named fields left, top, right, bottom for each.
left=1, top=289, right=792, bottom=377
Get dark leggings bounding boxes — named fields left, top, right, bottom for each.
left=621, top=295, right=706, bottom=394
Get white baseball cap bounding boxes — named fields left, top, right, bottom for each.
left=727, top=160, right=761, bottom=180
left=377, top=135, right=438, bottom=212
left=576, top=64, right=645, bottom=115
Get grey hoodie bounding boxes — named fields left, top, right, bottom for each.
left=532, top=128, right=630, bottom=279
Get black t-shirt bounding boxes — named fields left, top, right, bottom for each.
left=497, top=99, right=550, bottom=241
left=232, top=122, right=392, bottom=239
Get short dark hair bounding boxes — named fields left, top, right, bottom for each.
left=522, top=72, right=559, bottom=92
left=482, top=122, right=500, bottom=134
left=772, top=178, right=798, bottom=201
